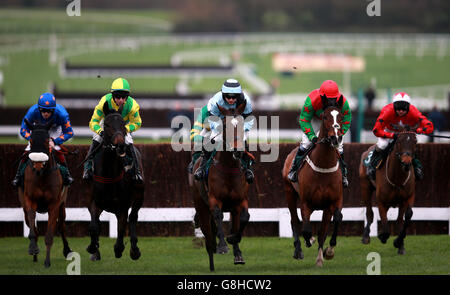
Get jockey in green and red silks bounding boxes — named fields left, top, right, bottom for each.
left=288, top=80, right=352, bottom=187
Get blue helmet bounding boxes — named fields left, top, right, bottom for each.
left=37, top=92, right=56, bottom=110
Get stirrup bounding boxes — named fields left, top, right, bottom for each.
left=194, top=168, right=206, bottom=180
left=342, top=176, right=349, bottom=188
left=245, top=169, right=254, bottom=184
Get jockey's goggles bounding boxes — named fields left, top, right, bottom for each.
left=224, top=93, right=238, bottom=99
left=394, top=101, right=410, bottom=112
left=39, top=108, right=54, bottom=114
left=112, top=91, right=129, bottom=99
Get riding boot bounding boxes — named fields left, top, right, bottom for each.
left=54, top=152, right=74, bottom=186
left=412, top=157, right=424, bottom=181
left=242, top=152, right=255, bottom=184
left=187, top=151, right=202, bottom=174
left=83, top=140, right=101, bottom=180
left=367, top=147, right=384, bottom=181
left=339, top=152, right=349, bottom=188
left=288, top=146, right=308, bottom=182
left=194, top=150, right=212, bottom=181
left=12, top=152, right=29, bottom=187
left=128, top=144, right=144, bottom=184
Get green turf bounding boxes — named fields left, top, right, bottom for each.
left=0, top=236, right=448, bottom=275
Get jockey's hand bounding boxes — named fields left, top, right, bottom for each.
left=392, top=133, right=398, bottom=140
left=311, top=137, right=318, bottom=145
left=416, top=128, right=423, bottom=134
left=49, top=138, right=55, bottom=149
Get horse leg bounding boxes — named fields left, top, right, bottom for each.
left=361, top=184, right=375, bottom=244
left=25, top=205, right=39, bottom=262
left=227, top=206, right=250, bottom=265
left=114, top=211, right=127, bottom=258
left=325, top=208, right=343, bottom=260
left=44, top=205, right=59, bottom=268
left=394, top=202, right=413, bottom=255
left=300, top=205, right=314, bottom=248
left=316, top=208, right=332, bottom=267
left=212, top=205, right=228, bottom=254
left=287, top=185, right=303, bottom=259
left=58, top=202, right=72, bottom=258
left=377, top=205, right=390, bottom=244
left=87, top=202, right=102, bottom=261
left=129, top=197, right=143, bottom=260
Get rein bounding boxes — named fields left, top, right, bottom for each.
left=305, top=137, right=340, bottom=174
left=93, top=170, right=125, bottom=184
left=385, top=152, right=411, bottom=188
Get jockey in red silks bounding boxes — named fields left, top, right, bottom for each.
left=365, top=92, right=434, bottom=180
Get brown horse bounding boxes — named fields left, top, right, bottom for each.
left=282, top=97, right=344, bottom=267
left=191, top=101, right=250, bottom=271
left=359, top=128, right=417, bottom=254
left=86, top=104, right=144, bottom=261
left=18, top=119, right=72, bottom=267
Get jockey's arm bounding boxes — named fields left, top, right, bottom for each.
left=190, top=105, right=209, bottom=142
left=89, top=96, right=107, bottom=135
left=411, top=106, right=434, bottom=134
left=52, top=110, right=74, bottom=145
left=299, top=97, right=316, bottom=141
left=124, top=100, right=142, bottom=133
left=341, top=100, right=352, bottom=135
left=19, top=107, right=34, bottom=141
left=372, top=106, right=395, bottom=139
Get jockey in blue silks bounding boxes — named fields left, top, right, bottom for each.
left=193, top=78, right=255, bottom=183
left=12, top=92, right=74, bottom=187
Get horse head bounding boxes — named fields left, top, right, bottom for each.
left=102, top=103, right=127, bottom=158
left=25, top=118, right=53, bottom=175
left=216, top=101, right=246, bottom=159
left=393, top=126, right=417, bottom=172
left=320, top=95, right=344, bottom=148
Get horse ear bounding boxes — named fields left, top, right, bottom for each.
left=236, top=99, right=247, bottom=115
left=103, top=101, right=111, bottom=117
left=337, top=95, right=344, bottom=108
left=24, top=118, right=33, bottom=130
left=321, top=95, right=328, bottom=109
left=217, top=103, right=227, bottom=116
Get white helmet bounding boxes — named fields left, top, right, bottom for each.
left=393, top=92, right=411, bottom=104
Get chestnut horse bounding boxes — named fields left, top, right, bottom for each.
left=282, top=97, right=344, bottom=267
left=359, top=128, right=417, bottom=254
left=86, top=104, right=144, bottom=261
left=191, top=101, right=250, bottom=271
left=18, top=119, right=72, bottom=267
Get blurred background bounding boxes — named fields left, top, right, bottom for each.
left=0, top=0, right=449, bottom=144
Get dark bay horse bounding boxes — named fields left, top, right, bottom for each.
left=86, top=104, right=144, bottom=261
left=359, top=128, right=417, bottom=254
left=282, top=96, right=344, bottom=267
left=191, top=101, right=250, bottom=271
left=18, top=119, right=72, bottom=267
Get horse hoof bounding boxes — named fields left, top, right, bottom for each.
left=397, top=247, right=406, bottom=255
left=114, top=244, right=125, bottom=258
left=33, top=254, right=38, bottom=262
left=217, top=245, right=229, bottom=254
left=90, top=251, right=101, bottom=261
left=130, top=247, right=141, bottom=260
left=378, top=233, right=389, bottom=244
left=293, top=250, right=304, bottom=260
left=63, top=248, right=72, bottom=258
left=44, top=260, right=51, bottom=268
left=324, top=247, right=334, bottom=260
left=362, top=236, right=371, bottom=244
left=234, top=256, right=245, bottom=265
left=393, top=238, right=403, bottom=249
left=29, top=245, right=40, bottom=256
left=316, top=259, right=323, bottom=267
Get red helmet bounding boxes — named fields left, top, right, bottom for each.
left=319, top=80, right=341, bottom=98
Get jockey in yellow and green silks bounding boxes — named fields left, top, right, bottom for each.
left=187, top=105, right=210, bottom=173
left=83, top=77, right=144, bottom=184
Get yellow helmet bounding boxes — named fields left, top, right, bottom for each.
left=111, top=77, right=130, bottom=93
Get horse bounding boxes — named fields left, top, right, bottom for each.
left=17, top=119, right=72, bottom=267
left=191, top=101, right=250, bottom=271
left=282, top=96, right=344, bottom=267
left=359, top=127, right=417, bottom=254
left=86, top=104, right=144, bottom=261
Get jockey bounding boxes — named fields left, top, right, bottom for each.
left=288, top=80, right=352, bottom=187
left=193, top=78, right=255, bottom=183
left=366, top=92, right=433, bottom=180
left=82, top=77, right=143, bottom=184
left=12, top=92, right=74, bottom=187
left=187, top=105, right=209, bottom=174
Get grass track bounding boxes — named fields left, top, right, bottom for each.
left=0, top=236, right=448, bottom=275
